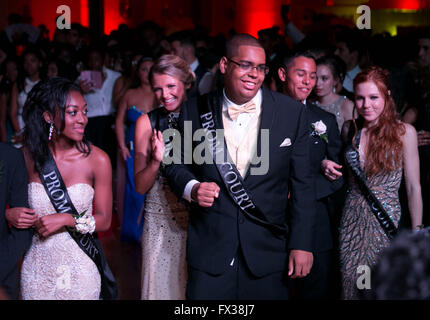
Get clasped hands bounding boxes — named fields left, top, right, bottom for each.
left=6, top=208, right=74, bottom=238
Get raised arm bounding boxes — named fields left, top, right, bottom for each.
left=134, top=114, right=163, bottom=194
left=402, top=123, right=423, bottom=230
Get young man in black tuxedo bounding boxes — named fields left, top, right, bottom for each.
left=165, top=34, right=316, bottom=299
left=278, top=52, right=344, bottom=299
left=0, top=143, right=36, bottom=299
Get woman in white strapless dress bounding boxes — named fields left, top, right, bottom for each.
left=19, top=77, right=113, bottom=300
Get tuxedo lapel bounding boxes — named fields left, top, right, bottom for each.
left=259, top=87, right=276, bottom=132
left=212, top=89, right=224, bottom=131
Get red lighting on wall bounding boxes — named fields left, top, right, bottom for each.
left=235, top=0, right=281, bottom=38
left=104, top=0, right=127, bottom=36
left=369, top=0, right=422, bottom=10
left=326, top=0, right=334, bottom=6
left=397, top=0, right=421, bottom=9
left=27, top=0, right=88, bottom=40
left=80, top=0, right=89, bottom=27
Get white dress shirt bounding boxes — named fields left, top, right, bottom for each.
left=182, top=89, right=263, bottom=202
left=79, top=66, right=121, bottom=118
left=190, top=59, right=199, bottom=73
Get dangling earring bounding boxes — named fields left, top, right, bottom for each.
left=48, top=122, right=54, bottom=141
left=333, top=86, right=337, bottom=93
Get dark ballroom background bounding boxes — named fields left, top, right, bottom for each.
left=1, top=0, right=430, bottom=40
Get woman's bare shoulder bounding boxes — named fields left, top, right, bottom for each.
left=401, top=122, right=417, bottom=140
left=87, top=144, right=111, bottom=169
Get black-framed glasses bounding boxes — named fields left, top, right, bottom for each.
left=227, top=57, right=269, bottom=75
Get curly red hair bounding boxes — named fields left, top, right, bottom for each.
left=352, top=66, right=405, bottom=177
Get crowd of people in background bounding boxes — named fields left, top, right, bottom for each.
left=1, top=7, right=430, bottom=300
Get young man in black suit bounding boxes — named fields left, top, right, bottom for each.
left=165, top=34, right=316, bottom=299
left=278, top=52, right=344, bottom=299
left=0, top=143, right=36, bottom=299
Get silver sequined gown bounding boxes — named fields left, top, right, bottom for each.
left=140, top=173, right=188, bottom=300
left=315, top=96, right=347, bottom=133
left=339, top=165, right=402, bottom=300
left=21, top=183, right=100, bottom=300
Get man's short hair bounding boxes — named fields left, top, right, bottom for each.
left=282, top=50, right=316, bottom=71
left=168, top=30, right=196, bottom=48
left=225, top=33, right=264, bottom=58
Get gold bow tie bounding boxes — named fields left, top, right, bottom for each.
left=227, top=101, right=256, bottom=121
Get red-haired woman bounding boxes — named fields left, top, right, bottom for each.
left=336, top=66, right=423, bottom=299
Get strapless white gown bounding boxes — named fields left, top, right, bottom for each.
left=21, top=183, right=101, bottom=300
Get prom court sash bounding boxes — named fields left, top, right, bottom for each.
left=344, top=129, right=398, bottom=240
left=196, top=94, right=287, bottom=236
left=38, top=151, right=118, bottom=300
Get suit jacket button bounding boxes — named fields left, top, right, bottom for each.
left=239, top=217, right=245, bottom=224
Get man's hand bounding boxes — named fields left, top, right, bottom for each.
left=288, top=249, right=313, bottom=278
left=191, top=182, right=220, bottom=207
left=5, top=207, right=37, bottom=229
left=321, top=159, right=342, bottom=181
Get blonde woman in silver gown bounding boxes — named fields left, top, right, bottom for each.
left=134, top=55, right=194, bottom=300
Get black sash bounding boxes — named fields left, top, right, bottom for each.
left=344, top=129, right=398, bottom=240
left=38, top=151, right=118, bottom=300
left=196, top=94, right=287, bottom=236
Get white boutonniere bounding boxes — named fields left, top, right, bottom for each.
left=311, top=120, right=328, bottom=143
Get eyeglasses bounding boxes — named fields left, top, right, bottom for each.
left=227, top=57, right=269, bottom=75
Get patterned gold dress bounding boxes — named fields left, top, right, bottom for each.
left=140, top=109, right=189, bottom=300
left=339, top=159, right=402, bottom=300
left=140, top=173, right=188, bottom=300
